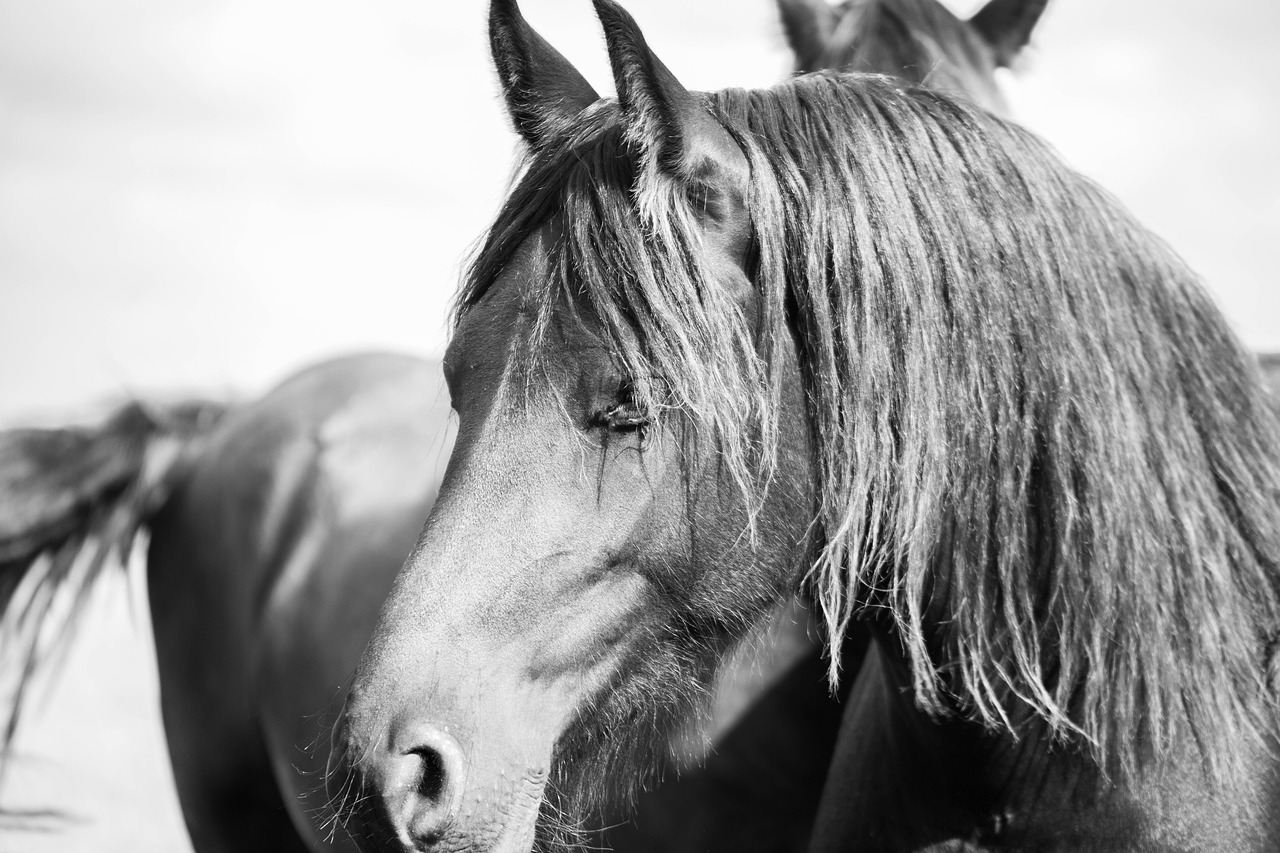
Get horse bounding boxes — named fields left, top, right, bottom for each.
left=777, top=0, right=1047, bottom=112
left=334, top=1, right=1280, bottom=852
left=0, top=3, right=1055, bottom=852
left=2, top=353, right=447, bottom=853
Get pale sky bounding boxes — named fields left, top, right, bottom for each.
left=1, top=0, right=1277, bottom=421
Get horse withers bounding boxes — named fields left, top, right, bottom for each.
left=337, top=1, right=1280, bottom=851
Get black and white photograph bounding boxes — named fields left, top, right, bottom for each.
left=2, top=0, right=1279, bottom=851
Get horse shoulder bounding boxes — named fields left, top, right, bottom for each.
left=255, top=354, right=455, bottom=845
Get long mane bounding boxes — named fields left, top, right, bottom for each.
left=722, top=72, right=1280, bottom=783
left=457, top=71, right=1280, bottom=784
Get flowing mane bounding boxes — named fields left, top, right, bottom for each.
left=456, top=70, right=1280, bottom=784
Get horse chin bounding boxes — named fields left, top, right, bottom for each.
left=534, top=638, right=719, bottom=848
left=340, top=762, right=547, bottom=853
left=478, top=772, right=547, bottom=853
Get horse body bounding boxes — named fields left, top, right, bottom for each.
left=336, top=1, right=1280, bottom=851
left=146, top=352, right=445, bottom=852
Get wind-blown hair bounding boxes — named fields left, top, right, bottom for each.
left=456, top=70, right=1280, bottom=785
left=458, top=100, right=775, bottom=510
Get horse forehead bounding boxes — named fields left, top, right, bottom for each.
left=445, top=297, right=530, bottom=408
left=448, top=253, right=618, bottom=403
left=902, top=1, right=1001, bottom=85
left=877, top=0, right=965, bottom=37
left=450, top=235, right=549, bottom=357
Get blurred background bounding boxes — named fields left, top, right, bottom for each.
left=0, top=0, right=1277, bottom=850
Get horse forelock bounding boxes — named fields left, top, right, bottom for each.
left=460, top=69, right=1280, bottom=793
left=456, top=100, right=780, bottom=521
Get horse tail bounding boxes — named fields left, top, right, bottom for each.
left=0, top=398, right=227, bottom=760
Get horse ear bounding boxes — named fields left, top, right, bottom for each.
left=968, top=0, right=1050, bottom=68
left=489, top=0, right=601, bottom=149
left=776, top=0, right=838, bottom=73
left=592, top=0, right=747, bottom=196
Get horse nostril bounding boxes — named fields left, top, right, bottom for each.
left=390, top=724, right=467, bottom=848
left=411, top=744, right=446, bottom=802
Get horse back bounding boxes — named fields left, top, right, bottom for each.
left=146, top=352, right=452, bottom=853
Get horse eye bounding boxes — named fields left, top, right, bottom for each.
left=601, top=406, right=648, bottom=433
left=592, top=382, right=650, bottom=434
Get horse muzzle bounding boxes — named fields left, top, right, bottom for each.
left=331, top=690, right=552, bottom=853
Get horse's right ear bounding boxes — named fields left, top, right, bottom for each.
left=969, top=0, right=1050, bottom=68
left=489, top=0, right=601, bottom=149
left=776, top=0, right=838, bottom=73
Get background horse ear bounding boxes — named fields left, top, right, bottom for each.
left=489, top=0, right=600, bottom=150
left=592, top=0, right=748, bottom=210
left=776, top=0, right=838, bottom=74
left=968, top=0, right=1050, bottom=68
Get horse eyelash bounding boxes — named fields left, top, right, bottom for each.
left=606, top=407, right=648, bottom=433
left=589, top=378, right=651, bottom=435
left=592, top=403, right=649, bottom=434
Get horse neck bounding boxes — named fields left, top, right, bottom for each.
left=814, top=629, right=1280, bottom=852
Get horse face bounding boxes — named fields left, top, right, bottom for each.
left=335, top=232, right=814, bottom=851
left=334, top=6, right=817, bottom=850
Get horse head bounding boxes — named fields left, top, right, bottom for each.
left=334, top=0, right=1280, bottom=848
left=334, top=2, right=816, bottom=849
left=777, top=0, right=1049, bottom=113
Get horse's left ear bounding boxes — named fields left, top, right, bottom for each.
left=969, top=0, right=1050, bottom=68
left=490, top=0, right=601, bottom=149
left=592, top=0, right=749, bottom=220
